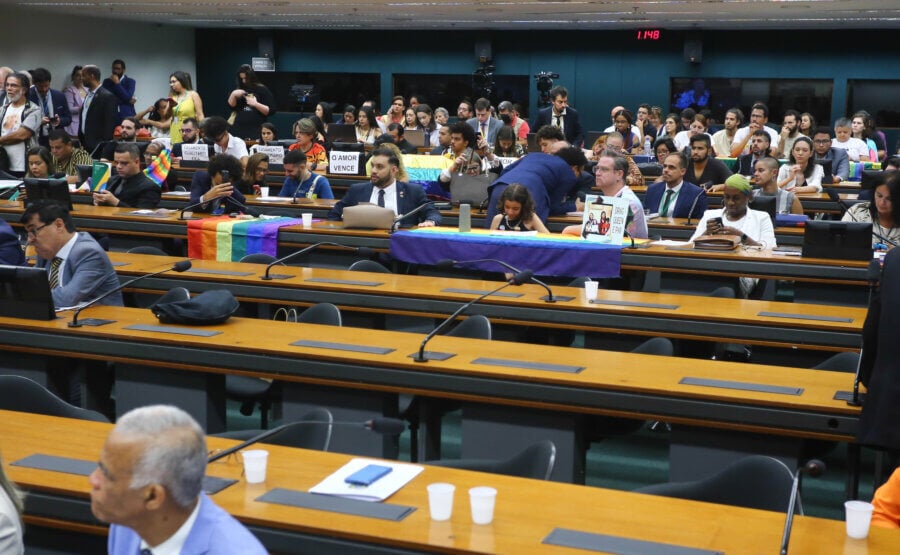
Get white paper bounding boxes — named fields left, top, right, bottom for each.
left=309, top=458, right=424, bottom=502
left=181, top=143, right=210, bottom=162
left=652, top=240, right=693, bottom=247
left=252, top=144, right=285, bottom=165
left=329, top=151, right=361, bottom=174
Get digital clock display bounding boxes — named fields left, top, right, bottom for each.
left=636, top=29, right=662, bottom=40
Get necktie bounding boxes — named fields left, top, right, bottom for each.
left=81, top=91, right=95, bottom=133
left=555, top=115, right=562, bottom=127
left=377, top=189, right=385, bottom=208
left=48, top=257, right=62, bottom=289
left=660, top=189, right=675, bottom=217
left=140, top=549, right=153, bottom=555
left=480, top=122, right=487, bottom=138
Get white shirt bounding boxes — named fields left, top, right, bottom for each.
left=673, top=131, right=714, bottom=152
left=52, top=233, right=79, bottom=288
left=369, top=180, right=398, bottom=215
left=604, top=124, right=642, bottom=137
left=214, top=133, right=249, bottom=159
left=139, top=499, right=201, bottom=555
left=777, top=163, right=824, bottom=193
left=550, top=109, right=566, bottom=133
left=831, top=137, right=869, bottom=162
left=658, top=182, right=683, bottom=218
left=1, top=104, right=28, bottom=171
left=732, top=125, right=781, bottom=155
left=689, top=207, right=777, bottom=249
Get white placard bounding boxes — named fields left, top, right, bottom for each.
left=251, top=57, right=274, bottom=72
left=495, top=156, right=519, bottom=167
left=581, top=194, right=630, bottom=244
left=181, top=143, right=210, bottom=162
left=251, top=144, right=284, bottom=165
left=329, top=151, right=361, bottom=175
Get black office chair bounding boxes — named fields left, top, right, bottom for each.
left=0, top=375, right=109, bottom=423
left=348, top=259, right=391, bottom=273
left=427, top=440, right=557, bottom=481
left=240, top=253, right=280, bottom=265
left=521, top=277, right=589, bottom=347
left=211, top=407, right=334, bottom=451
left=630, top=336, right=675, bottom=356
left=635, top=455, right=800, bottom=513
left=127, top=245, right=169, bottom=256
left=813, top=351, right=860, bottom=371
left=226, top=303, right=342, bottom=428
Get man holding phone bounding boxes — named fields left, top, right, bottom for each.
left=28, top=68, right=72, bottom=148
left=93, top=143, right=161, bottom=209
left=188, top=154, right=247, bottom=214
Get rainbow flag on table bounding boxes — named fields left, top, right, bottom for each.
left=144, top=148, right=172, bottom=186
left=187, top=216, right=303, bottom=261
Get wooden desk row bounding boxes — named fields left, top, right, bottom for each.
left=6, top=410, right=894, bottom=554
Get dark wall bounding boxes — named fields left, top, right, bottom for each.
left=197, top=28, right=900, bottom=141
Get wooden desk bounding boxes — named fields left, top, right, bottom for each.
left=5, top=410, right=895, bottom=554
left=0, top=307, right=861, bottom=483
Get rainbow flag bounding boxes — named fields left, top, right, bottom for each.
left=143, top=148, right=172, bottom=186
left=91, top=162, right=110, bottom=191
left=187, top=216, right=303, bottom=261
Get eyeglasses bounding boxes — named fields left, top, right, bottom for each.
left=26, top=224, right=49, bottom=238
left=180, top=128, right=193, bottom=133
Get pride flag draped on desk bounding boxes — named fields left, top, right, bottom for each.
left=187, top=216, right=303, bottom=261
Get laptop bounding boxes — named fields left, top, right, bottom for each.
left=342, top=203, right=396, bottom=229
left=327, top=124, right=357, bottom=143
left=404, top=129, right=426, bottom=148
left=450, top=173, right=494, bottom=207
left=0, top=265, right=56, bottom=320
left=802, top=221, right=873, bottom=261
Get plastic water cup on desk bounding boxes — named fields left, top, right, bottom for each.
left=844, top=500, right=874, bottom=539
left=258, top=186, right=269, bottom=197
left=426, top=483, right=455, bottom=521
left=302, top=213, right=313, bottom=228
left=242, top=449, right=269, bottom=484
left=584, top=280, right=599, bottom=302
left=469, top=486, right=497, bottom=525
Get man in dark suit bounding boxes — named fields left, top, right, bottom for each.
left=465, top=97, right=503, bottom=145
left=644, top=152, right=707, bottom=219
left=79, top=65, right=118, bottom=155
left=485, top=148, right=581, bottom=225
left=532, top=85, right=584, bottom=148
left=328, top=146, right=441, bottom=227
left=102, top=59, right=136, bottom=125
left=0, top=219, right=24, bottom=265
left=93, top=143, right=160, bottom=209
left=812, top=127, right=850, bottom=183
left=27, top=68, right=72, bottom=148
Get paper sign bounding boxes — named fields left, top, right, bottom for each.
left=329, top=151, right=361, bottom=175
left=252, top=144, right=285, bottom=165
left=181, top=143, right=210, bottom=162
left=581, top=194, right=630, bottom=244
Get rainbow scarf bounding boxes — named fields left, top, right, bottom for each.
left=143, top=148, right=172, bottom=186
left=187, top=216, right=303, bottom=261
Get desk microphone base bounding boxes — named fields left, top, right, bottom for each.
left=541, top=295, right=575, bottom=302
left=67, top=318, right=115, bottom=328
left=409, top=351, right=456, bottom=362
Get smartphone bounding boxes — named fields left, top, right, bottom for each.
left=344, top=464, right=392, bottom=486
left=710, top=217, right=723, bottom=225
left=220, top=170, right=230, bottom=183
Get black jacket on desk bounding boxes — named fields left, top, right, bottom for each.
left=327, top=181, right=441, bottom=227
left=533, top=106, right=584, bottom=148
left=106, top=172, right=161, bottom=209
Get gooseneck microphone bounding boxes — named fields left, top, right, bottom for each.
left=414, top=269, right=533, bottom=362
left=221, top=195, right=260, bottom=217
left=207, top=417, right=406, bottom=463
left=848, top=259, right=882, bottom=407
left=686, top=182, right=711, bottom=226
left=262, top=243, right=375, bottom=280
left=827, top=188, right=897, bottom=247
left=436, top=258, right=563, bottom=303
left=179, top=199, right=209, bottom=219
left=68, top=260, right=192, bottom=327
left=391, top=201, right=436, bottom=232
left=780, top=459, right=826, bottom=555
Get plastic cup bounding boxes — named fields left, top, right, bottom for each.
left=302, top=213, right=313, bottom=228
left=258, top=186, right=269, bottom=197
left=427, top=482, right=455, bottom=521
left=469, top=486, right=497, bottom=525
left=242, top=449, right=268, bottom=484
left=584, top=280, right=599, bottom=302
left=844, top=500, right=874, bottom=539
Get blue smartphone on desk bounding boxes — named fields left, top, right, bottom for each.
left=344, top=464, right=392, bottom=486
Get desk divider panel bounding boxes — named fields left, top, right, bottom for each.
left=543, top=528, right=723, bottom=555
left=471, top=357, right=584, bottom=374
left=124, top=324, right=223, bottom=337
left=679, top=377, right=803, bottom=395
left=186, top=268, right=255, bottom=277
left=591, top=299, right=679, bottom=310
left=257, top=488, right=415, bottom=521
left=291, top=339, right=395, bottom=355
left=441, top=288, right=523, bottom=298
left=305, top=277, right=384, bottom=287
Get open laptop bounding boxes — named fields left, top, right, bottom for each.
left=404, top=129, right=426, bottom=148
left=0, top=265, right=56, bottom=320
left=449, top=173, right=494, bottom=207
left=327, top=124, right=357, bottom=143
left=342, top=203, right=396, bottom=229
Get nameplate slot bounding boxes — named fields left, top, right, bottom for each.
left=111, top=262, right=130, bottom=267
left=543, top=528, right=723, bottom=555
left=679, top=377, right=803, bottom=396
left=591, top=299, right=679, bottom=310
left=291, top=339, right=395, bottom=355
left=305, top=278, right=384, bottom=287
left=124, top=324, right=223, bottom=337
left=757, top=311, right=853, bottom=323
left=257, top=488, right=415, bottom=521
left=441, top=288, right=523, bottom=298
left=186, top=268, right=255, bottom=277
left=471, top=357, right=584, bottom=374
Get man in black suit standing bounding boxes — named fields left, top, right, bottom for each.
left=27, top=68, right=72, bottom=148
left=79, top=65, right=118, bottom=155
left=328, top=146, right=441, bottom=227
left=533, top=86, right=584, bottom=148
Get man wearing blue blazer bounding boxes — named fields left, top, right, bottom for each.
left=27, top=68, right=72, bottom=148
left=465, top=97, right=504, bottom=146
left=328, top=146, right=441, bottom=227
left=102, top=59, right=137, bottom=124
left=532, top=85, right=584, bottom=148
left=644, top=152, right=708, bottom=220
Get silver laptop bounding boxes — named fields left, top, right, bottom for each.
left=450, top=173, right=494, bottom=206
left=342, top=203, right=396, bottom=229
left=404, top=129, right=426, bottom=148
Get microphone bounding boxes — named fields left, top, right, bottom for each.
left=686, top=182, right=711, bottom=226
left=68, top=260, right=192, bottom=327
left=220, top=194, right=260, bottom=217
left=780, top=459, right=826, bottom=555
left=414, top=269, right=532, bottom=362
left=262, top=243, right=375, bottom=280
left=828, top=188, right=897, bottom=247
left=437, top=258, right=565, bottom=303
left=207, top=417, right=406, bottom=463
left=179, top=199, right=210, bottom=220
left=847, top=259, right=882, bottom=407
left=391, top=200, right=436, bottom=232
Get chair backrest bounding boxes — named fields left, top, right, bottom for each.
left=635, top=455, right=800, bottom=513
left=0, top=375, right=109, bottom=422
left=708, top=286, right=737, bottom=299
left=240, top=253, right=280, bottom=265
left=631, top=337, right=674, bottom=356
left=348, top=259, right=392, bottom=274
left=427, top=440, right=557, bottom=481
left=267, top=407, right=334, bottom=451
left=298, top=303, right=342, bottom=327
left=445, top=314, right=491, bottom=340
left=127, top=246, right=168, bottom=256
left=813, top=351, right=860, bottom=372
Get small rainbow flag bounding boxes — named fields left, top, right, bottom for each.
left=91, top=161, right=110, bottom=192
left=143, top=148, right=172, bottom=187
left=187, top=215, right=304, bottom=261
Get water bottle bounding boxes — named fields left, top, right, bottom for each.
left=458, top=203, right=471, bottom=233
left=644, top=135, right=653, bottom=156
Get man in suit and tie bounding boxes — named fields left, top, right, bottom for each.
left=328, top=146, right=441, bottom=227
left=93, top=143, right=161, bottom=209
left=644, top=152, right=707, bottom=219
left=812, top=127, right=850, bottom=184
left=79, top=65, right=118, bottom=155
left=466, top=97, right=503, bottom=146
left=533, top=86, right=584, bottom=148
left=102, top=59, right=136, bottom=125
left=27, top=68, right=72, bottom=148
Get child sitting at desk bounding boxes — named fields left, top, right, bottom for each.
left=490, top=183, right=549, bottom=233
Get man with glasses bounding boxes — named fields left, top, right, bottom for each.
left=93, top=143, right=160, bottom=209
left=565, top=151, right=648, bottom=239
left=0, top=72, right=41, bottom=177
left=169, top=117, right=202, bottom=161
left=812, top=126, right=849, bottom=183
left=729, top=102, right=780, bottom=157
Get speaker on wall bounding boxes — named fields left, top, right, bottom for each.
left=475, top=40, right=492, bottom=63
left=259, top=36, right=275, bottom=60
left=684, top=38, right=702, bottom=64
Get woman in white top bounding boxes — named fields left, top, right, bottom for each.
left=777, top=137, right=824, bottom=193
left=414, top=104, right=440, bottom=148
left=0, top=453, right=24, bottom=555
left=673, top=113, right=713, bottom=152
left=657, top=113, right=679, bottom=140
left=354, top=105, right=382, bottom=145
left=842, top=174, right=900, bottom=248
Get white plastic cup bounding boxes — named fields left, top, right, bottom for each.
left=258, top=186, right=269, bottom=197
left=426, top=482, right=455, bottom=521
left=584, top=280, right=599, bottom=302
left=469, top=486, right=497, bottom=525
left=302, top=213, right=313, bottom=228
left=844, top=500, right=874, bottom=539
left=242, top=449, right=269, bottom=484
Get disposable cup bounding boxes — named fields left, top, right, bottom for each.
left=302, top=213, right=313, bottom=228
left=427, top=482, right=455, bottom=521
left=258, top=186, right=269, bottom=197
left=584, top=280, right=599, bottom=301
left=844, top=500, right=874, bottom=539
left=242, top=449, right=268, bottom=484
left=469, top=486, right=497, bottom=525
